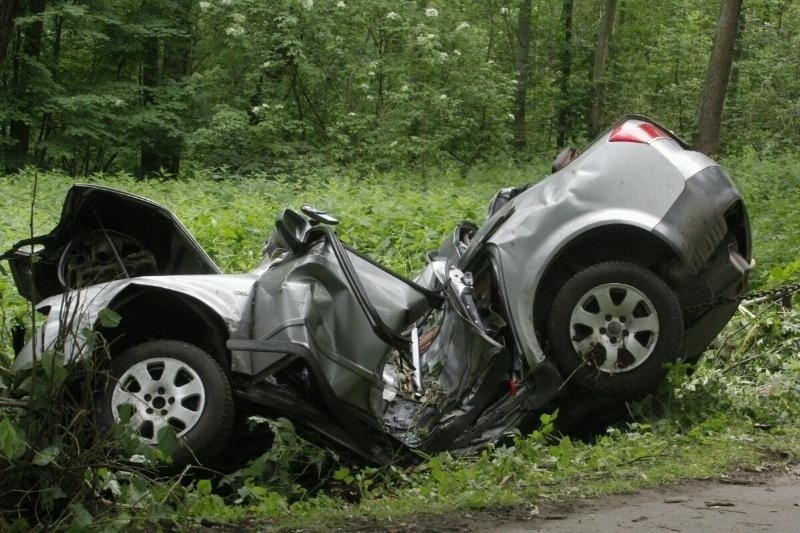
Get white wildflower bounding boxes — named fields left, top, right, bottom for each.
left=336, top=0, right=346, bottom=7
left=417, top=33, right=436, bottom=45
left=456, top=22, right=470, bottom=32
left=386, top=11, right=400, bottom=20
left=425, top=8, right=438, bottom=17
left=225, top=25, right=245, bottom=37
left=401, top=84, right=409, bottom=91
left=199, top=1, right=211, bottom=11
left=438, top=52, right=448, bottom=60
left=453, top=49, right=461, bottom=56
left=348, top=112, right=357, bottom=116
left=507, top=113, right=514, bottom=120
left=232, top=12, right=246, bottom=23
left=500, top=7, right=509, bottom=14
left=439, top=94, right=447, bottom=100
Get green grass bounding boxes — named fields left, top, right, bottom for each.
left=1, top=155, right=795, bottom=282
left=262, top=425, right=800, bottom=530
left=0, top=165, right=546, bottom=275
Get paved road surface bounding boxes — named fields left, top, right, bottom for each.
left=492, top=466, right=800, bottom=532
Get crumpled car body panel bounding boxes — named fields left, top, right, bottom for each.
left=6, top=116, right=752, bottom=461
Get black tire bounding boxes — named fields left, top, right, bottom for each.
left=97, top=340, right=234, bottom=466
left=547, top=262, right=683, bottom=398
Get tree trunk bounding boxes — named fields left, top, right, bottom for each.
left=726, top=7, right=746, bottom=112
left=140, top=0, right=193, bottom=177
left=7, top=0, right=45, bottom=172
left=159, top=0, right=193, bottom=175
left=693, top=0, right=743, bottom=156
left=556, top=0, right=574, bottom=148
left=140, top=36, right=161, bottom=176
left=513, top=0, right=532, bottom=153
left=0, top=0, right=18, bottom=63
left=589, top=0, right=617, bottom=137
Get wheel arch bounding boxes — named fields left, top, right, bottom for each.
left=533, top=223, right=684, bottom=347
left=94, top=285, right=232, bottom=370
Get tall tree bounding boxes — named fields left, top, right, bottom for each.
left=139, top=32, right=161, bottom=175
left=6, top=0, right=45, bottom=172
left=556, top=0, right=574, bottom=148
left=513, top=0, right=532, bottom=153
left=589, top=0, right=616, bottom=137
left=0, top=0, right=18, bottom=63
left=693, top=0, right=743, bottom=156
left=139, top=0, right=194, bottom=176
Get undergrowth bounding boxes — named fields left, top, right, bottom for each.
left=0, top=159, right=799, bottom=530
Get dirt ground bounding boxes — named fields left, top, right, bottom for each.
left=492, top=464, right=800, bottom=532
left=334, top=464, right=800, bottom=532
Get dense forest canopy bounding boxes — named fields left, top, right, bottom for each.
left=0, top=0, right=797, bottom=176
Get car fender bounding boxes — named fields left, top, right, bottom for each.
left=489, top=208, right=668, bottom=369
left=13, top=274, right=257, bottom=370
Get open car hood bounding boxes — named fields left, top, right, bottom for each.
left=2, top=184, right=220, bottom=302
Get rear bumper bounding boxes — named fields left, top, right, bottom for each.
left=654, top=165, right=751, bottom=274
left=682, top=244, right=750, bottom=361
left=654, top=165, right=752, bottom=361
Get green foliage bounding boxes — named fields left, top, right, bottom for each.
left=187, top=0, right=515, bottom=172
left=661, top=303, right=800, bottom=429
left=2, top=0, right=799, bottom=175
left=725, top=154, right=800, bottom=286
left=222, top=417, right=333, bottom=502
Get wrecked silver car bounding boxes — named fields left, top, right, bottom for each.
left=3, top=116, right=751, bottom=465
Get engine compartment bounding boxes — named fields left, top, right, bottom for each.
left=59, top=229, right=159, bottom=289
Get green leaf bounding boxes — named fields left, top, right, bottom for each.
left=40, top=351, right=67, bottom=385
left=33, top=444, right=62, bottom=466
left=98, top=308, right=122, bottom=328
left=0, top=417, right=22, bottom=459
left=197, top=478, right=212, bottom=495
left=333, top=466, right=354, bottom=485
left=41, top=484, right=66, bottom=507
left=116, top=403, right=134, bottom=424
left=67, top=503, right=94, bottom=531
left=157, top=425, right=179, bottom=458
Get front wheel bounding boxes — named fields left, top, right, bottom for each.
left=96, top=340, right=234, bottom=466
left=547, top=262, right=683, bottom=398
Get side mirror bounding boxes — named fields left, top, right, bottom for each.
left=552, top=147, right=578, bottom=173
left=301, top=205, right=339, bottom=226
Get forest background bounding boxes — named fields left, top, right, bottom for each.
left=1, top=0, right=797, bottom=177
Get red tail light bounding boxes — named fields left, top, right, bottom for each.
left=609, top=120, right=668, bottom=144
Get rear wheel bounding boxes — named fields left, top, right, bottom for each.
left=547, top=262, right=683, bottom=397
left=97, top=340, right=233, bottom=466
